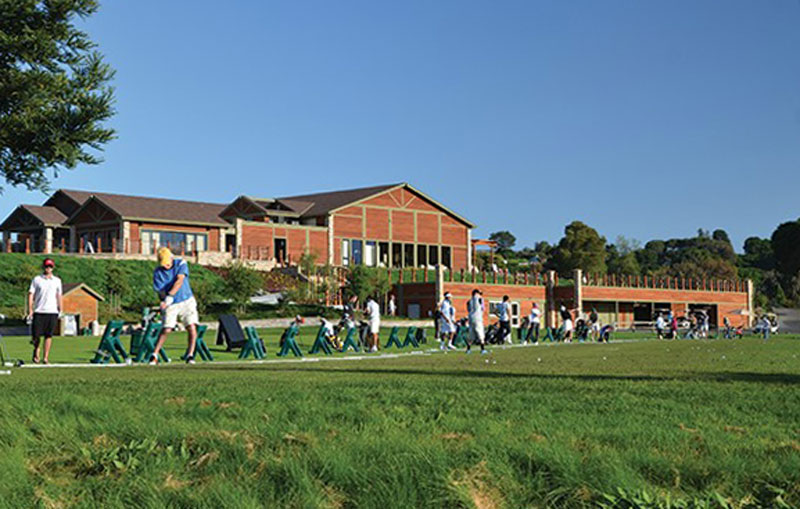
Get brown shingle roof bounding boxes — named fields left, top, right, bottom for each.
left=276, top=183, right=401, bottom=218
left=62, top=283, right=104, bottom=301
left=20, top=205, right=68, bottom=226
left=62, top=190, right=229, bottom=226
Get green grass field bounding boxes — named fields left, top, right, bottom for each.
left=0, top=330, right=799, bottom=508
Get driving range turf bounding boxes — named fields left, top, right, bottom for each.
left=0, top=330, right=798, bottom=508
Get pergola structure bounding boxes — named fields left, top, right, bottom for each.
left=471, top=238, right=498, bottom=269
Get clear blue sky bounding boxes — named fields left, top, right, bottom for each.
left=3, top=0, right=799, bottom=251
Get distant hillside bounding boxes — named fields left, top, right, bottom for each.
left=0, top=254, right=224, bottom=320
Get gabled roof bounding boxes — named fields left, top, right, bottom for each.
left=19, top=205, right=67, bottom=226
left=62, top=190, right=229, bottom=226
left=276, top=183, right=401, bottom=218
left=62, top=283, right=104, bottom=301
left=0, top=205, right=68, bottom=231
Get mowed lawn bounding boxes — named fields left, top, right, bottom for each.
left=0, top=332, right=799, bottom=508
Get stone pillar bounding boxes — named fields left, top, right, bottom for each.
left=435, top=264, right=445, bottom=305
left=746, top=279, right=754, bottom=328
left=2, top=231, right=10, bottom=252
left=573, top=269, right=583, bottom=318
left=466, top=229, right=473, bottom=271
left=235, top=218, right=243, bottom=259
left=43, top=227, right=53, bottom=254
left=546, top=269, right=556, bottom=328
left=327, top=216, right=335, bottom=265
left=69, top=226, right=77, bottom=253
left=120, top=221, right=130, bottom=253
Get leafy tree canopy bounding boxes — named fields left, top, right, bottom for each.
left=0, top=0, right=116, bottom=192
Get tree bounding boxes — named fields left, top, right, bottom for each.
left=739, top=237, right=775, bottom=271
left=222, top=262, right=264, bottom=315
left=551, top=221, right=607, bottom=276
left=104, top=264, right=129, bottom=314
left=712, top=229, right=731, bottom=244
left=771, top=220, right=800, bottom=279
left=0, top=0, right=116, bottom=193
left=489, top=231, right=516, bottom=251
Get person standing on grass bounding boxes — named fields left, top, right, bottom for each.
left=439, top=292, right=456, bottom=350
left=466, top=289, right=487, bottom=354
left=497, top=295, right=512, bottom=344
left=655, top=313, right=666, bottom=339
left=27, top=258, right=62, bottom=364
left=150, top=248, right=199, bottom=365
left=589, top=307, right=600, bottom=341
left=560, top=305, right=575, bottom=342
left=669, top=312, right=679, bottom=339
left=365, top=296, right=381, bottom=352
left=388, top=294, right=397, bottom=317
left=526, top=303, right=541, bottom=344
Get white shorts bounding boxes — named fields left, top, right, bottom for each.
left=369, top=320, right=380, bottom=334
left=439, top=319, right=456, bottom=334
left=563, top=319, right=573, bottom=332
left=162, top=296, right=199, bottom=329
left=468, top=322, right=485, bottom=343
left=591, top=323, right=601, bottom=332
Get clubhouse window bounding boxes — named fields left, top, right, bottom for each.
left=142, top=230, right=207, bottom=253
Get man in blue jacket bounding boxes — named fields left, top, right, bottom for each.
left=150, top=247, right=199, bottom=364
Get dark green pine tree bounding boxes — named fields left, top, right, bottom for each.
left=0, top=0, right=116, bottom=192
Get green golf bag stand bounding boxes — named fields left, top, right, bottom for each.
left=402, top=326, right=419, bottom=348
left=277, top=324, right=302, bottom=357
left=384, top=326, right=403, bottom=349
left=309, top=325, right=333, bottom=355
left=340, top=326, right=360, bottom=353
left=134, top=322, right=169, bottom=363
left=182, top=324, right=213, bottom=361
left=451, top=325, right=468, bottom=347
left=544, top=325, right=564, bottom=343
left=239, top=326, right=266, bottom=359
left=91, top=320, right=129, bottom=364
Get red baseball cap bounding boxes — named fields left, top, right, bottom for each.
left=43, top=258, right=55, bottom=268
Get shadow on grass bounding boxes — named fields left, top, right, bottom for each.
left=189, top=365, right=800, bottom=384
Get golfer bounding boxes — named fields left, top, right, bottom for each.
left=27, top=258, right=62, bottom=364
left=150, top=248, right=199, bottom=365
left=439, top=292, right=456, bottom=350
left=365, top=296, right=380, bottom=352
left=497, top=295, right=512, bottom=344
left=466, top=289, right=487, bottom=354
left=527, top=303, right=541, bottom=344
left=560, top=305, right=574, bottom=342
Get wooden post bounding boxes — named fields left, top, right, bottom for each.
left=112, top=238, right=117, bottom=253
left=25, top=237, right=30, bottom=253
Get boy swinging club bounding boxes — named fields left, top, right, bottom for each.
left=149, top=248, right=199, bottom=365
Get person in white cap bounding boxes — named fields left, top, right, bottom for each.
left=527, top=303, right=541, bottom=344
left=466, top=288, right=487, bottom=354
left=439, top=292, right=456, bottom=350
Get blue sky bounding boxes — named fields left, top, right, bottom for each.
left=2, top=0, right=799, bottom=251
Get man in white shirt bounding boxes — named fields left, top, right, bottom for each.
left=365, top=297, right=381, bottom=352
left=655, top=313, right=666, bottom=339
left=439, top=292, right=456, bottom=350
left=388, top=294, right=397, bottom=317
left=527, top=303, right=542, bottom=344
left=466, top=289, right=487, bottom=354
left=27, top=258, right=62, bottom=364
left=497, top=295, right=512, bottom=344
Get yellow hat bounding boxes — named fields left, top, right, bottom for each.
left=157, top=247, right=173, bottom=267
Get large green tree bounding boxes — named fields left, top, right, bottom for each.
left=0, top=0, right=115, bottom=192
left=551, top=221, right=607, bottom=276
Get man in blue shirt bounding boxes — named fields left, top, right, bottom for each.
left=150, top=247, right=199, bottom=364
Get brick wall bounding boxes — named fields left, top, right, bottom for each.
left=239, top=222, right=328, bottom=264
left=330, top=187, right=472, bottom=270
left=59, top=289, right=99, bottom=333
